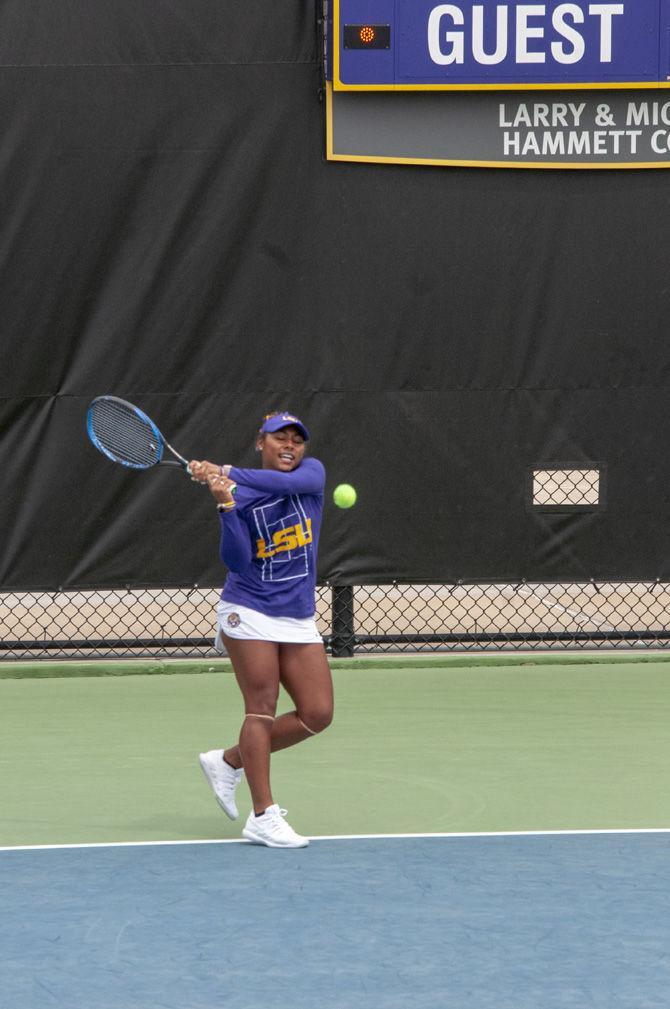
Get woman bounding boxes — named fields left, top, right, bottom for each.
left=189, top=411, right=333, bottom=848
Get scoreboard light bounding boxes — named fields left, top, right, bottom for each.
left=343, top=24, right=391, bottom=50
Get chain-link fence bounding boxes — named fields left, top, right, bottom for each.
left=1, top=580, right=670, bottom=660
left=1, top=458, right=665, bottom=659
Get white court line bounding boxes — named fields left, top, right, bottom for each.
left=1, top=826, right=670, bottom=853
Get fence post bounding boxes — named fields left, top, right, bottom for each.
left=331, top=584, right=355, bottom=657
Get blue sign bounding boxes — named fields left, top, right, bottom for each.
left=332, top=0, right=670, bottom=89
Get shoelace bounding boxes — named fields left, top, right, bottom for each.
left=267, top=807, right=288, bottom=822
left=265, top=808, right=293, bottom=834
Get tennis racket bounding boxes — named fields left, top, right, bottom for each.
left=86, top=396, right=189, bottom=471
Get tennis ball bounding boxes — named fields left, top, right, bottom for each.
left=333, top=483, right=357, bottom=508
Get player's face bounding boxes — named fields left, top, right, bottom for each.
left=259, top=426, right=306, bottom=471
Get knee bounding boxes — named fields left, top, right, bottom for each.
left=245, top=687, right=279, bottom=719
left=298, top=703, right=334, bottom=735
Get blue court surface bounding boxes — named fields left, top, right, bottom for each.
left=2, top=831, right=669, bottom=1009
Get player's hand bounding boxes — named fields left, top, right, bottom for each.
left=206, top=472, right=237, bottom=505
left=188, top=460, right=220, bottom=484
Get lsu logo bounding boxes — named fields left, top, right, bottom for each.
left=264, top=412, right=298, bottom=423
left=256, top=519, right=313, bottom=559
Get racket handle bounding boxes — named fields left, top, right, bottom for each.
left=165, top=441, right=190, bottom=469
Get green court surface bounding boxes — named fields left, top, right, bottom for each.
left=1, top=656, right=669, bottom=848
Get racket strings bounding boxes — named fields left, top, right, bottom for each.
left=89, top=399, right=162, bottom=468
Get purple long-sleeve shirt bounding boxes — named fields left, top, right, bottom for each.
left=218, top=457, right=325, bottom=618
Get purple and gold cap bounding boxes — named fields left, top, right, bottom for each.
left=260, top=412, right=310, bottom=441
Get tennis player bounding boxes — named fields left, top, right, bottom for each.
left=189, top=412, right=333, bottom=848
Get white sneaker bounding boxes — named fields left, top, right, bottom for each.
left=199, top=749, right=244, bottom=820
left=242, top=804, right=309, bottom=848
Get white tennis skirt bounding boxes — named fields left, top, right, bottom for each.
left=214, top=599, right=323, bottom=650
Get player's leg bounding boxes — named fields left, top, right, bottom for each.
left=200, top=640, right=331, bottom=833
left=223, top=635, right=280, bottom=813
left=220, top=635, right=309, bottom=847
left=277, top=642, right=334, bottom=740
left=221, top=643, right=333, bottom=763
left=242, top=642, right=331, bottom=847
left=221, top=711, right=311, bottom=767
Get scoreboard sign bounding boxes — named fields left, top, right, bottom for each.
left=331, top=0, right=670, bottom=89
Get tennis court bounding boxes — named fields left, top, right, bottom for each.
left=5, top=1, right=670, bottom=1007
left=2, top=656, right=669, bottom=1007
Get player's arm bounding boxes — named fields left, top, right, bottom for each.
left=218, top=510, right=253, bottom=572
left=229, top=457, right=326, bottom=495
left=196, top=469, right=251, bottom=572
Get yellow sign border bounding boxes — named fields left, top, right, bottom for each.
left=332, top=0, right=670, bottom=92
left=325, top=83, right=670, bottom=168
